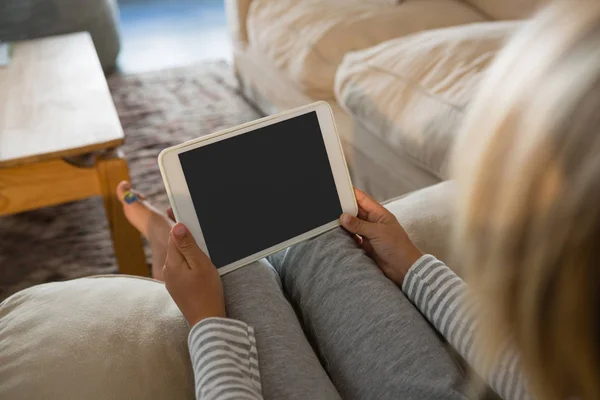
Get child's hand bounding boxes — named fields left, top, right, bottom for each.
left=340, top=188, right=423, bottom=286
left=163, top=223, right=226, bottom=327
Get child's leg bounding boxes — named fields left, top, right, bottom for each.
left=268, top=229, right=470, bottom=400
left=222, top=259, right=341, bottom=400
left=117, top=182, right=339, bottom=399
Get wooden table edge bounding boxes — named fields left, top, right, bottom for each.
left=0, top=138, right=125, bottom=168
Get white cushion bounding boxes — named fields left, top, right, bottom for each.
left=335, top=21, right=520, bottom=179
left=247, top=0, right=485, bottom=99
left=0, top=276, right=194, bottom=400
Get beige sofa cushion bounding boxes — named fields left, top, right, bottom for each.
left=247, top=0, right=485, bottom=99
left=462, top=0, right=551, bottom=20
left=335, top=21, right=520, bottom=179
left=0, top=276, right=194, bottom=400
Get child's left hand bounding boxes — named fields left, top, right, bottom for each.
left=340, top=188, right=423, bottom=286
left=163, top=223, right=226, bottom=327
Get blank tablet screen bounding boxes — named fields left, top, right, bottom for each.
left=178, top=111, right=343, bottom=268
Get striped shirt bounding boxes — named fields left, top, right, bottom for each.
left=403, top=255, right=530, bottom=400
left=188, top=255, right=530, bottom=400
left=188, top=318, right=262, bottom=399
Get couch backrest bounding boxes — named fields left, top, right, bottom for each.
left=461, top=0, right=552, bottom=20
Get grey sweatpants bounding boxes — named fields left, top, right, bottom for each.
left=222, top=228, right=469, bottom=400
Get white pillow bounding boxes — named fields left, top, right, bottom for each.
left=0, top=275, right=194, bottom=400
left=335, top=21, right=519, bottom=179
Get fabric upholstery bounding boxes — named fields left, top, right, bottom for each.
left=0, top=0, right=120, bottom=70
left=335, top=21, right=520, bottom=179
left=462, top=0, right=551, bottom=20
left=247, top=0, right=485, bottom=99
left=225, top=0, right=447, bottom=48
left=0, top=276, right=195, bottom=400
left=346, top=117, right=443, bottom=202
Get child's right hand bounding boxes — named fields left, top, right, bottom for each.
left=163, top=223, right=226, bottom=327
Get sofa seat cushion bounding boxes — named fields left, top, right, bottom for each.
left=247, top=0, right=485, bottom=99
left=0, top=275, right=194, bottom=400
left=335, top=21, right=520, bottom=179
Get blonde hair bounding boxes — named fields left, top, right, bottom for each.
left=452, top=2, right=600, bottom=399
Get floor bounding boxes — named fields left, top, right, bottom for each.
left=117, top=0, right=231, bottom=74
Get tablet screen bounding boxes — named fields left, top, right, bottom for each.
left=179, top=111, right=343, bottom=268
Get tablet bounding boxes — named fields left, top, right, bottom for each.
left=158, top=101, right=357, bottom=275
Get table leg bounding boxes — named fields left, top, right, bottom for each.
left=95, top=150, right=149, bottom=277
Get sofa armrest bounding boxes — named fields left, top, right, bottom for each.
left=0, top=276, right=194, bottom=399
left=384, top=181, right=459, bottom=274
left=225, top=0, right=253, bottom=46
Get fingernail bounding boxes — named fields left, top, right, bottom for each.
left=123, top=190, right=139, bottom=205
left=341, top=213, right=351, bottom=224
left=172, top=223, right=187, bottom=238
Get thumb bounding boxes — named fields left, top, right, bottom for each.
left=340, top=213, right=379, bottom=238
left=171, top=223, right=211, bottom=268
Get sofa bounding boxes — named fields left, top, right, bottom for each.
left=0, top=182, right=457, bottom=399
left=0, top=0, right=120, bottom=70
left=227, top=0, right=549, bottom=200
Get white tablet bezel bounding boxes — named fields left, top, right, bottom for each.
left=158, top=101, right=357, bottom=275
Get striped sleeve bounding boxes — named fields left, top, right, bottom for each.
left=402, top=255, right=531, bottom=400
left=188, top=318, right=263, bottom=400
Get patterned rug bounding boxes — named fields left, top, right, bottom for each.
left=0, top=61, right=260, bottom=301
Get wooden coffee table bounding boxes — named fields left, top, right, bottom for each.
left=0, top=32, right=148, bottom=276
